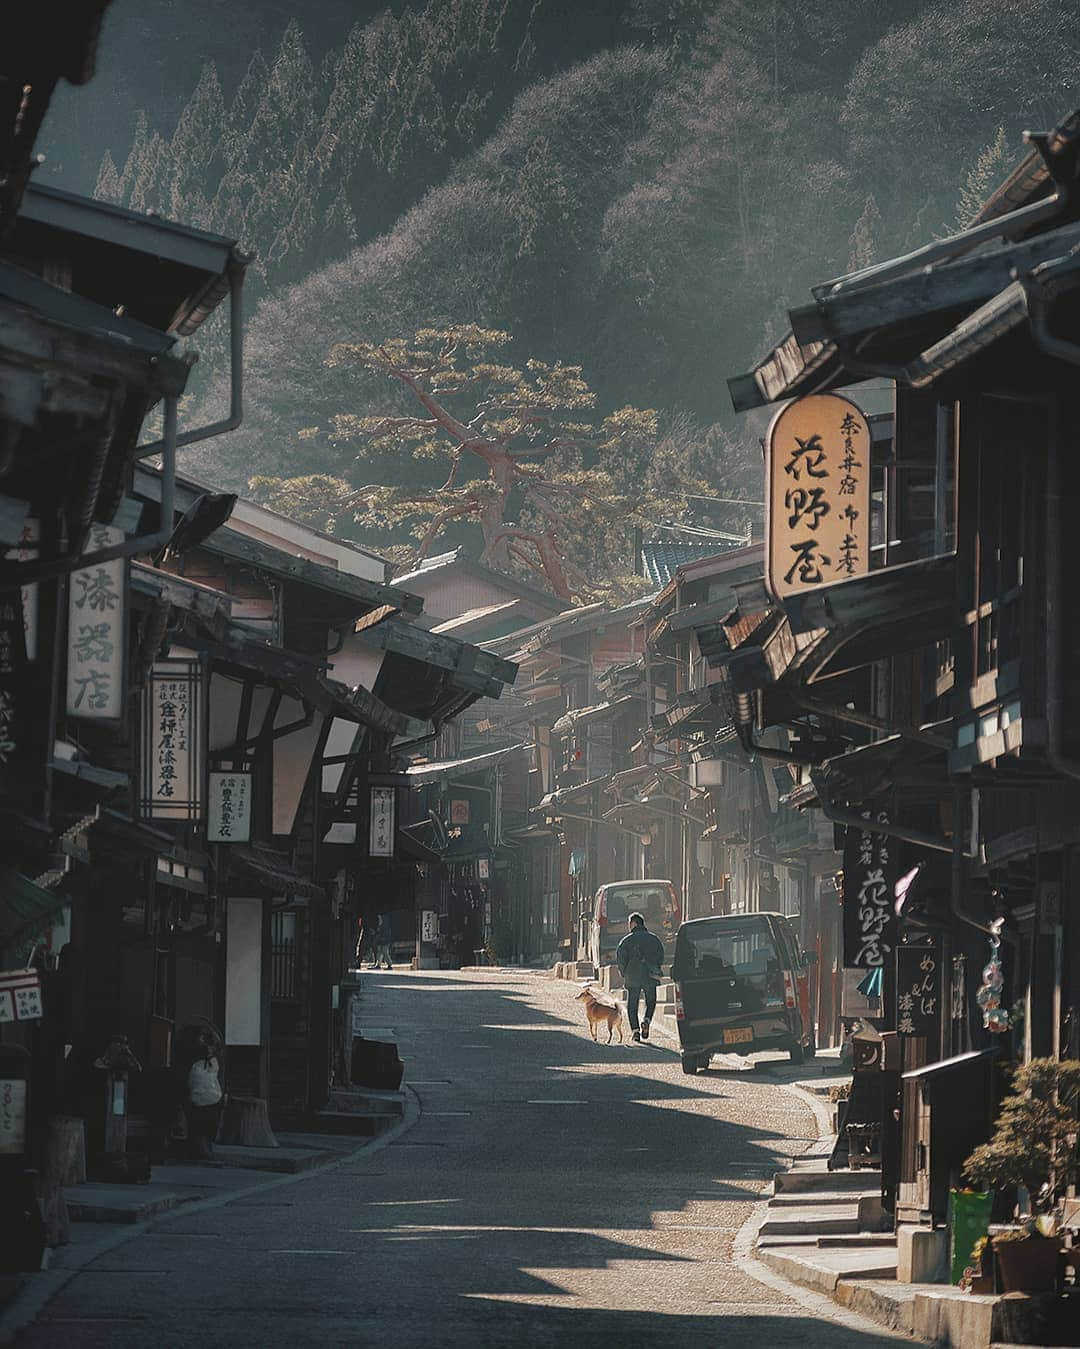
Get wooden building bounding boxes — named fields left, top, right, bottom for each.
left=726, top=109, right=1080, bottom=1257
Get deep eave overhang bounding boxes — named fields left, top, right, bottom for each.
left=201, top=527, right=424, bottom=618
left=781, top=553, right=957, bottom=675
left=16, top=181, right=247, bottom=336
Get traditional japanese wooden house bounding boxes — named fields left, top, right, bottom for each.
left=726, top=108, right=1080, bottom=1259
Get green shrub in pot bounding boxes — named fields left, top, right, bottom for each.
left=962, top=1058, right=1080, bottom=1212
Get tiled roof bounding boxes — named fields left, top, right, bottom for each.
left=640, top=538, right=747, bottom=587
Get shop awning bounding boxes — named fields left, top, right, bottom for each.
left=404, top=744, right=525, bottom=784
left=397, top=828, right=443, bottom=864
left=535, top=776, right=610, bottom=813
left=228, top=845, right=325, bottom=900
left=552, top=695, right=637, bottom=735
left=0, top=865, right=68, bottom=950
left=814, top=735, right=948, bottom=804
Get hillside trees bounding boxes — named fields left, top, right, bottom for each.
left=250, top=325, right=719, bottom=602
left=841, top=0, right=1080, bottom=249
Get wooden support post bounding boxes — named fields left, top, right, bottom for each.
left=38, top=1117, right=84, bottom=1247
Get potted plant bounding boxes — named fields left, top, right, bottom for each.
left=962, top=1057, right=1080, bottom=1293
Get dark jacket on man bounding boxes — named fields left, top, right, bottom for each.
left=616, top=924, right=665, bottom=986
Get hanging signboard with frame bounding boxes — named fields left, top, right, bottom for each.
left=139, top=657, right=205, bottom=821
left=896, top=938, right=942, bottom=1040
left=207, top=771, right=252, bottom=843
left=842, top=816, right=897, bottom=970
left=66, top=523, right=126, bottom=720
left=0, top=593, right=27, bottom=799
left=766, top=393, right=871, bottom=602
left=369, top=786, right=395, bottom=857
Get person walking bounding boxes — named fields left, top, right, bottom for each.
left=371, top=912, right=394, bottom=971
left=616, top=911, right=665, bottom=1043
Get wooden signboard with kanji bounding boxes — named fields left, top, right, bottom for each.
left=766, top=392, right=871, bottom=602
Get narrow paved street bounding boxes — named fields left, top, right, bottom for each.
left=20, top=972, right=905, bottom=1347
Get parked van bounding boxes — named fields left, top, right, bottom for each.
left=588, top=880, right=681, bottom=972
left=670, top=911, right=816, bottom=1074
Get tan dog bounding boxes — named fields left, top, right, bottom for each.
left=576, top=985, right=624, bottom=1043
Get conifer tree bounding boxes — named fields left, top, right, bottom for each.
left=251, top=325, right=713, bottom=602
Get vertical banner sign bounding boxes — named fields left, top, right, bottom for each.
left=14, top=517, right=39, bottom=661
left=208, top=771, right=252, bottom=842
left=66, top=524, right=126, bottom=720
left=842, top=817, right=897, bottom=969
left=369, top=786, right=395, bottom=857
left=897, top=940, right=942, bottom=1039
left=140, top=658, right=204, bottom=820
left=766, top=393, right=871, bottom=602
left=0, top=594, right=26, bottom=796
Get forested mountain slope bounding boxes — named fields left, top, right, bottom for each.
left=48, top=0, right=1080, bottom=568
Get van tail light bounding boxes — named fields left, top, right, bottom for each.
left=596, top=893, right=606, bottom=927
left=666, top=882, right=681, bottom=924
left=674, top=983, right=685, bottom=1021
left=783, top=971, right=797, bottom=1009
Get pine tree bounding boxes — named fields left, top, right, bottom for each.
left=94, top=149, right=123, bottom=204
left=847, top=193, right=881, bottom=271
left=251, top=325, right=711, bottom=603
left=954, top=126, right=1011, bottom=229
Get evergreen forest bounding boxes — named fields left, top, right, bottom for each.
left=41, top=0, right=1080, bottom=593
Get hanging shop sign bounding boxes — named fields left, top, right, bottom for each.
left=842, top=816, right=897, bottom=969
left=369, top=786, right=395, bottom=858
left=896, top=939, right=942, bottom=1039
left=66, top=523, right=126, bottom=720
left=0, top=594, right=27, bottom=797
left=0, top=1077, right=27, bottom=1155
left=0, top=969, right=44, bottom=1023
left=207, top=772, right=252, bottom=843
left=766, top=392, right=871, bottom=602
left=14, top=516, right=38, bottom=662
left=139, top=658, right=205, bottom=821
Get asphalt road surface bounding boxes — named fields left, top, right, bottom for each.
left=19, top=970, right=906, bottom=1348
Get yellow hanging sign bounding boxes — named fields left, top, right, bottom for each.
left=766, top=392, right=871, bottom=601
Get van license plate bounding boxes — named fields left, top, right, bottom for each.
left=723, top=1027, right=753, bottom=1045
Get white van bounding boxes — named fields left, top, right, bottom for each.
left=587, top=879, right=681, bottom=972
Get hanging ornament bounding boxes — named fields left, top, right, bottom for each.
left=976, top=919, right=1009, bottom=1033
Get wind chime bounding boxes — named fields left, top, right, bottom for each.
left=975, top=916, right=1009, bottom=1033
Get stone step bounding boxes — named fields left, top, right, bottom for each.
left=817, top=1232, right=898, bottom=1249
left=756, top=1242, right=899, bottom=1294
left=326, top=1086, right=405, bottom=1117
left=758, top=1204, right=861, bottom=1237
left=770, top=1188, right=880, bottom=1208
left=774, top=1164, right=880, bottom=1194
left=65, top=1185, right=187, bottom=1224
left=313, top=1111, right=395, bottom=1137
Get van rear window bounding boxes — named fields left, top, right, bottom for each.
left=675, top=917, right=779, bottom=980
left=603, top=885, right=674, bottom=926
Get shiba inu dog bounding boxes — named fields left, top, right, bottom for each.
left=575, top=985, right=624, bottom=1043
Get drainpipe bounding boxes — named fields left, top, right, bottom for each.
left=1028, top=284, right=1080, bottom=783
left=733, top=689, right=822, bottom=764
left=134, top=262, right=246, bottom=457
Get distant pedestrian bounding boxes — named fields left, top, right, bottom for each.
left=617, top=911, right=664, bottom=1043
left=355, top=915, right=372, bottom=969
left=371, top=912, right=393, bottom=970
